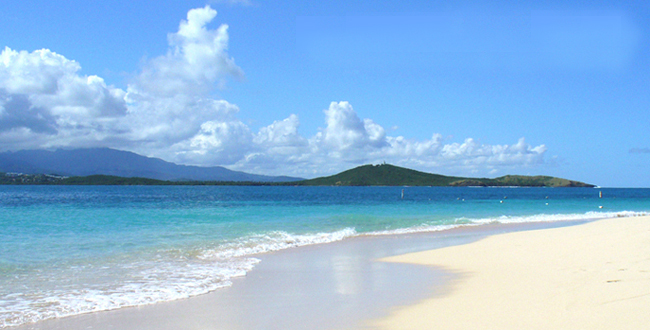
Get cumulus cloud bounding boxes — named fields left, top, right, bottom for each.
left=124, top=5, right=245, bottom=154
left=131, top=5, right=242, bottom=97
left=254, top=114, right=308, bottom=152
left=0, top=6, right=548, bottom=178
left=0, top=6, right=243, bottom=156
left=316, top=101, right=387, bottom=151
left=0, top=48, right=128, bottom=120
left=0, top=47, right=127, bottom=149
left=170, top=118, right=253, bottom=165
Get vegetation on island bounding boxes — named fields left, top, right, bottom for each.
left=292, top=164, right=595, bottom=187
left=293, top=164, right=465, bottom=186
left=1, top=164, right=595, bottom=187
left=447, top=175, right=593, bottom=187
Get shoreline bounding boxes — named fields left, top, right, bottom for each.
left=9, top=219, right=591, bottom=330
left=370, top=215, right=650, bottom=329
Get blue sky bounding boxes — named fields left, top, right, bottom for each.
left=1, top=0, right=649, bottom=186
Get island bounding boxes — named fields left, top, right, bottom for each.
left=292, top=164, right=594, bottom=187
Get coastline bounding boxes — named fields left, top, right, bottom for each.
left=9, top=220, right=586, bottom=330
left=370, top=216, right=650, bottom=329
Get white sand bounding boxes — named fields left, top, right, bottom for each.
left=371, top=216, right=650, bottom=329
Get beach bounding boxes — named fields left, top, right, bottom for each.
left=371, top=216, right=650, bottom=329
left=8, top=221, right=586, bottom=330
left=12, top=217, right=647, bottom=330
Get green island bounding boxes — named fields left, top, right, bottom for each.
left=292, top=164, right=594, bottom=187
left=1, top=164, right=595, bottom=187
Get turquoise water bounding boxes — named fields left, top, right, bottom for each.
left=1, top=186, right=649, bottom=327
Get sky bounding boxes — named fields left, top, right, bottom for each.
left=1, top=0, right=649, bottom=187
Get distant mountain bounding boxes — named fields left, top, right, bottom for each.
left=0, top=148, right=302, bottom=182
left=294, top=164, right=595, bottom=187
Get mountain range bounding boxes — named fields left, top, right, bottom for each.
left=0, top=148, right=302, bottom=182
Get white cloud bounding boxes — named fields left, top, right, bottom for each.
left=0, top=6, right=244, bottom=159
left=0, top=48, right=127, bottom=120
left=121, top=5, right=247, bottom=159
left=170, top=119, right=253, bottom=165
left=0, top=47, right=127, bottom=148
left=254, top=114, right=308, bottom=152
left=131, top=5, right=242, bottom=97
left=0, top=47, right=79, bottom=95
left=316, top=101, right=387, bottom=151
left=0, top=6, right=548, bottom=178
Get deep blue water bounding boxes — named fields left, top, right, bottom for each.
left=1, top=186, right=649, bottom=327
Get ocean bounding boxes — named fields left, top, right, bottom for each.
left=1, top=185, right=649, bottom=328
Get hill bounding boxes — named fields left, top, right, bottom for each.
left=0, top=148, right=302, bottom=182
left=294, top=164, right=595, bottom=187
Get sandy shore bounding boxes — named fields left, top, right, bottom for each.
left=12, top=219, right=644, bottom=330
left=370, top=216, right=650, bottom=329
